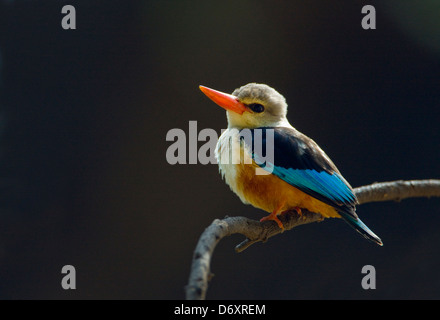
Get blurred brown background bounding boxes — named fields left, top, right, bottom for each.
left=0, top=0, right=439, bottom=299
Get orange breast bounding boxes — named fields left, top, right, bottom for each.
left=234, top=162, right=341, bottom=219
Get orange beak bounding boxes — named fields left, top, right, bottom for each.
left=199, top=85, right=247, bottom=115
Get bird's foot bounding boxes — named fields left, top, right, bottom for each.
left=260, top=212, right=285, bottom=231
left=294, top=207, right=302, bottom=215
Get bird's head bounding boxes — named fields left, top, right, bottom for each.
left=200, top=83, right=289, bottom=129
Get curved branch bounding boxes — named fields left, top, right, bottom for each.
left=185, top=179, right=440, bottom=300
left=354, top=179, right=440, bottom=204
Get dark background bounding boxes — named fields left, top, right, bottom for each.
left=0, top=0, right=439, bottom=299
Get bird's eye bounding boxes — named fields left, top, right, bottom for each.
left=248, top=103, right=265, bottom=113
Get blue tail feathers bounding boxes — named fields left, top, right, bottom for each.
left=339, top=212, right=383, bottom=246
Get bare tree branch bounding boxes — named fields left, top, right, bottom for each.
left=185, top=179, right=440, bottom=300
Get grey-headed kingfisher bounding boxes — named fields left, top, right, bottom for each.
left=199, top=83, right=382, bottom=246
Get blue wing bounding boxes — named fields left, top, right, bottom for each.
left=244, top=126, right=357, bottom=216
left=241, top=126, right=382, bottom=245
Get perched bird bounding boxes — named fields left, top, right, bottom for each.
left=199, top=83, right=382, bottom=246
